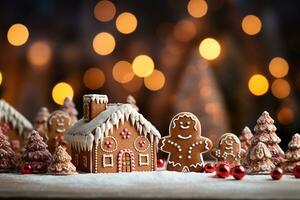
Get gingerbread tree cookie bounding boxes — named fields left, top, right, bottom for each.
left=62, top=97, right=78, bottom=125
left=34, top=107, right=50, bottom=142
left=22, top=130, right=52, bottom=173
left=48, top=146, right=77, bottom=175
left=159, top=112, right=213, bottom=172
left=239, top=126, right=253, bottom=151
left=211, top=133, right=246, bottom=166
left=251, top=111, right=285, bottom=166
left=246, top=142, right=275, bottom=174
left=0, top=130, right=17, bottom=172
left=283, top=133, right=300, bottom=173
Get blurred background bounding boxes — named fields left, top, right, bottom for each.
left=0, top=0, right=299, bottom=149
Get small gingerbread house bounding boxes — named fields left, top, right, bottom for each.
left=65, top=94, right=161, bottom=173
left=0, top=100, right=33, bottom=152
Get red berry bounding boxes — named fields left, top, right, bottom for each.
left=231, top=165, right=246, bottom=180
left=21, top=163, right=32, bottom=174
left=271, top=167, right=284, bottom=180
left=55, top=135, right=64, bottom=143
left=293, top=165, right=300, bottom=178
left=204, top=163, right=215, bottom=173
left=216, top=163, right=230, bottom=178
left=157, top=159, right=164, bottom=168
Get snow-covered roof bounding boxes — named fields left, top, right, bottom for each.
left=0, top=100, right=33, bottom=134
left=65, top=104, right=161, bottom=151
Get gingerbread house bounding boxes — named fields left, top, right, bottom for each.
left=65, top=94, right=161, bottom=173
left=0, top=100, right=33, bottom=153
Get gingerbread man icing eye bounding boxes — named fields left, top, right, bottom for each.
left=134, top=136, right=150, bottom=152
left=101, top=136, right=118, bottom=153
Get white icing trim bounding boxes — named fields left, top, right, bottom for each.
left=100, top=136, right=118, bottom=153
left=103, top=154, right=114, bottom=167
left=134, top=136, right=150, bottom=153
left=83, top=94, right=108, bottom=104
left=182, top=166, right=190, bottom=172
left=170, top=112, right=199, bottom=131
left=168, top=160, right=181, bottom=167
left=139, top=154, right=149, bottom=166
left=178, top=134, right=192, bottom=140
left=118, top=149, right=135, bottom=172
left=190, top=162, right=203, bottom=168
left=0, top=100, right=33, bottom=135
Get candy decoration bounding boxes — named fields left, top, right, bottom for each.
left=120, top=128, right=131, bottom=139
left=157, top=159, right=164, bottom=168
left=216, top=163, right=230, bottom=178
left=271, top=167, right=284, bottom=180
left=20, top=163, right=32, bottom=174
left=294, top=165, right=300, bottom=178
left=204, top=163, right=215, bottom=173
left=231, top=165, right=245, bottom=180
left=55, top=134, right=64, bottom=143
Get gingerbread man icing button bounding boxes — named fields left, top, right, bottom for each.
left=158, top=112, right=213, bottom=172
left=211, top=133, right=246, bottom=166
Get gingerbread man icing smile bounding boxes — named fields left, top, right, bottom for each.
left=159, top=112, right=213, bottom=172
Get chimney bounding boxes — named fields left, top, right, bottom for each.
left=83, top=94, right=108, bottom=121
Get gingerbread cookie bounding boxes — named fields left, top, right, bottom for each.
left=211, top=133, right=246, bottom=166
left=48, top=110, right=71, bottom=153
left=159, top=112, right=212, bottom=172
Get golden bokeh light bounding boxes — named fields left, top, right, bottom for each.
left=173, top=19, right=197, bottom=42
left=52, top=82, right=74, bottom=105
left=122, top=76, right=143, bottom=92
left=115, top=12, right=138, bottom=34
left=248, top=74, right=269, bottom=96
left=27, top=41, right=51, bottom=69
left=132, top=55, right=155, bottom=77
left=269, top=57, right=289, bottom=78
left=92, top=32, right=116, bottom=56
left=83, top=67, right=105, bottom=90
left=277, top=107, right=294, bottom=125
left=187, top=0, right=208, bottom=18
left=199, top=38, right=221, bottom=60
left=0, top=71, right=2, bottom=86
left=144, top=69, right=166, bottom=91
left=112, top=61, right=134, bottom=83
left=94, top=0, right=116, bottom=22
left=241, top=15, right=262, bottom=35
left=271, top=79, right=290, bottom=99
left=7, top=23, right=29, bottom=46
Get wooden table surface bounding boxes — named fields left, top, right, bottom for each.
left=0, top=171, right=299, bottom=199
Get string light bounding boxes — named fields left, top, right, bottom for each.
left=0, top=71, right=2, bottom=86
left=271, top=79, right=290, bottom=99
left=94, top=0, right=116, bottom=22
left=277, top=107, right=294, bottom=125
left=248, top=74, right=269, bottom=96
left=144, top=69, right=166, bottom=91
left=269, top=57, right=289, bottom=78
left=7, top=23, right=29, bottom=46
left=199, top=38, right=221, bottom=60
left=92, top=32, right=115, bottom=56
left=115, top=12, right=138, bottom=34
left=241, top=15, right=262, bottom=35
left=52, top=82, right=74, bottom=105
left=112, top=61, right=134, bottom=83
left=173, top=19, right=197, bottom=42
left=27, top=41, right=51, bottom=70
left=187, top=0, right=208, bottom=18
left=83, top=67, right=105, bottom=89
left=132, top=55, right=155, bottom=77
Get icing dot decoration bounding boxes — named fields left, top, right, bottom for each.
left=120, top=128, right=131, bottom=139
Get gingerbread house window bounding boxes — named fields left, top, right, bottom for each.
left=83, top=155, right=88, bottom=168
left=74, top=154, right=79, bottom=166
left=139, top=154, right=149, bottom=166
left=103, top=154, right=113, bottom=167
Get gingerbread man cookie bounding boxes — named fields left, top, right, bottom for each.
left=211, top=133, right=246, bottom=166
left=159, top=112, right=213, bottom=172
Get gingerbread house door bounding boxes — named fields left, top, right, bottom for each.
left=118, top=149, right=135, bottom=172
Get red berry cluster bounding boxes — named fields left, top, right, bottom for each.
left=120, top=128, right=131, bottom=139
left=104, top=140, right=114, bottom=148
left=55, top=135, right=64, bottom=143
left=139, top=140, right=146, bottom=147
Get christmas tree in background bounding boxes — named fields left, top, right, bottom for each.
left=239, top=126, right=253, bottom=150
left=34, top=107, right=50, bottom=142
left=247, top=142, right=275, bottom=174
left=62, top=97, right=78, bottom=125
left=0, top=130, right=17, bottom=172
left=48, top=146, right=77, bottom=175
left=283, top=133, right=300, bottom=172
left=22, top=130, right=51, bottom=173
